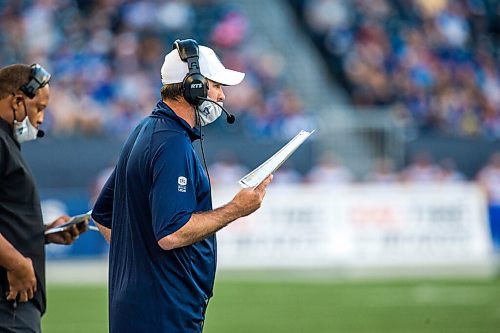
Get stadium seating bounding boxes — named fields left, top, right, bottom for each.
left=288, top=0, right=500, bottom=138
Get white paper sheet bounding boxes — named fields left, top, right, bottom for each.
left=238, top=130, right=315, bottom=188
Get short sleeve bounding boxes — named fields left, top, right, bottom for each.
left=92, top=167, right=116, bottom=228
left=150, top=134, right=197, bottom=241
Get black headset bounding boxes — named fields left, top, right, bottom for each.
left=173, top=39, right=208, bottom=106
left=19, top=64, right=51, bottom=99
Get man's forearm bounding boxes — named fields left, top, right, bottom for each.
left=157, top=176, right=271, bottom=251
left=158, top=201, right=243, bottom=250
left=0, top=233, right=27, bottom=271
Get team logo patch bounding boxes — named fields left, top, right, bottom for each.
left=178, top=176, right=187, bottom=192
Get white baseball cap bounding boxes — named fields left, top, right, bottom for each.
left=161, top=45, right=245, bottom=86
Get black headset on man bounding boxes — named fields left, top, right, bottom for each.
left=16, top=64, right=51, bottom=138
left=173, top=39, right=235, bottom=124
left=20, top=64, right=51, bottom=99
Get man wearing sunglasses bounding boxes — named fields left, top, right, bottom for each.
left=0, top=64, right=88, bottom=332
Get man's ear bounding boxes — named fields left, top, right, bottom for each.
left=10, top=94, right=23, bottom=110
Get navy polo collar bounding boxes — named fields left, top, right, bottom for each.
left=152, top=100, right=201, bottom=141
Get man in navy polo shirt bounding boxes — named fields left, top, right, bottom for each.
left=92, top=39, right=272, bottom=333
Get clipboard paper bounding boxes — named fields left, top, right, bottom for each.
left=238, top=130, right=315, bottom=188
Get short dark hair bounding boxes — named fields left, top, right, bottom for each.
left=0, top=64, right=32, bottom=99
left=160, top=83, right=184, bottom=101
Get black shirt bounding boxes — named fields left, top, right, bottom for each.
left=0, top=118, right=46, bottom=314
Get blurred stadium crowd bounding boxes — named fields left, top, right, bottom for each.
left=1, top=0, right=499, bottom=188
left=290, top=0, right=500, bottom=138
left=0, top=0, right=315, bottom=139
left=0, top=0, right=497, bottom=141
left=209, top=149, right=500, bottom=193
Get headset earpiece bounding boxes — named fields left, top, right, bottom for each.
left=173, top=39, right=208, bottom=105
left=19, top=64, right=51, bottom=99
left=182, top=73, right=207, bottom=105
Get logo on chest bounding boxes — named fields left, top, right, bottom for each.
left=178, top=176, right=187, bottom=192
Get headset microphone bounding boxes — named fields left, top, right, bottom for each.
left=197, top=96, right=236, bottom=124
left=37, top=130, right=45, bottom=138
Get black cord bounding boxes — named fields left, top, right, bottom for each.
left=196, top=107, right=212, bottom=188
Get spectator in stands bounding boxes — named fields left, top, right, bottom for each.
left=476, top=152, right=500, bottom=250
left=400, top=151, right=441, bottom=182
left=366, top=157, right=399, bottom=183
left=477, top=152, right=500, bottom=205
left=278, top=89, right=318, bottom=139
left=306, top=152, right=353, bottom=184
left=0, top=63, right=88, bottom=332
left=273, top=160, right=304, bottom=184
left=90, top=162, right=115, bottom=205
left=294, top=0, right=500, bottom=138
left=436, top=158, right=466, bottom=182
left=0, top=0, right=314, bottom=140
left=208, top=150, right=249, bottom=186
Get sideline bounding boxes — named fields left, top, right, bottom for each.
left=46, top=259, right=108, bottom=285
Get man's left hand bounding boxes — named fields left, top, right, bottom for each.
left=45, top=215, right=89, bottom=245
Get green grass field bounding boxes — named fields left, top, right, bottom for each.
left=42, top=278, right=500, bottom=333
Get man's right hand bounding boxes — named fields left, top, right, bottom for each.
left=6, top=257, right=36, bottom=302
left=230, top=174, right=273, bottom=218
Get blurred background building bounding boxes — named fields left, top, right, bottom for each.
left=1, top=0, right=499, bottom=270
